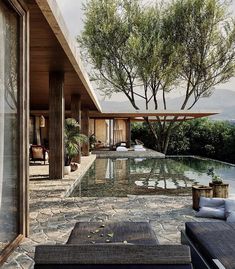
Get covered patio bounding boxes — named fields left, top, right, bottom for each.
left=28, top=0, right=102, bottom=180
left=89, top=110, right=219, bottom=150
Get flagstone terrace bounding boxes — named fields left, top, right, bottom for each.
left=3, top=154, right=221, bottom=269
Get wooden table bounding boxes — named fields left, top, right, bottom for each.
left=192, top=185, right=213, bottom=211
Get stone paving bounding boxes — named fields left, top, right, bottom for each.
left=2, top=154, right=221, bottom=268
left=93, top=148, right=165, bottom=158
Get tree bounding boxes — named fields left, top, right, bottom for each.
left=79, top=0, right=235, bottom=154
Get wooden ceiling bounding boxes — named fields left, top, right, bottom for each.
left=27, top=0, right=99, bottom=111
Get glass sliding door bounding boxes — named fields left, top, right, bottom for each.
left=0, top=0, right=20, bottom=255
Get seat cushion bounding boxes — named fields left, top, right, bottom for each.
left=185, top=222, right=235, bottom=269
left=67, top=222, right=159, bottom=245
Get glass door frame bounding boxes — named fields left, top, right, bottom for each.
left=0, top=0, right=29, bottom=265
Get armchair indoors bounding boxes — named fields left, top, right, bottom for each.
left=30, top=145, right=48, bottom=164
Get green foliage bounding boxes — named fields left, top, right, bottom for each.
left=131, top=119, right=235, bottom=164
left=207, top=167, right=223, bottom=183
left=164, top=0, right=235, bottom=109
left=64, top=118, right=88, bottom=165
left=79, top=0, right=235, bottom=154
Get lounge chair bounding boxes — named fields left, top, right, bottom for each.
left=34, top=221, right=192, bottom=269
left=134, top=144, right=146, bottom=151
left=116, top=142, right=128, bottom=151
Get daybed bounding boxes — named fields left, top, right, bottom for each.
left=34, top=221, right=192, bottom=269
left=181, top=221, right=235, bottom=269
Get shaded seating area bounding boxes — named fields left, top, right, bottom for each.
left=34, top=222, right=192, bottom=269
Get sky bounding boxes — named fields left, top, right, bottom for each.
left=56, top=0, right=235, bottom=101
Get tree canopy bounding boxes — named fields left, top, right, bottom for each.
left=79, top=0, right=235, bottom=153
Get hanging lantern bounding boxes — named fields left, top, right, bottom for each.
left=39, top=115, right=45, bottom=128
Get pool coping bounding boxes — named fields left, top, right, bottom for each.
left=167, top=155, right=235, bottom=167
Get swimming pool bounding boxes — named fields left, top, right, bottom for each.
left=70, top=157, right=235, bottom=197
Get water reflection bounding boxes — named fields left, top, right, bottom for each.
left=70, top=157, right=235, bottom=197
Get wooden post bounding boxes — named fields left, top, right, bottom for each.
left=49, top=71, right=64, bottom=179
left=81, top=109, right=90, bottom=156
left=71, top=94, right=81, bottom=164
left=126, top=118, right=131, bottom=148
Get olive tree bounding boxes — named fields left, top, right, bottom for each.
left=79, top=0, right=235, bottom=154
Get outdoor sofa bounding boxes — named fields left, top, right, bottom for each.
left=181, top=222, right=235, bottom=269
left=34, top=221, right=192, bottom=269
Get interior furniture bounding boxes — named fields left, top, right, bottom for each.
left=181, top=222, right=235, bottom=269
left=34, top=221, right=192, bottom=269
left=30, top=145, right=48, bottom=164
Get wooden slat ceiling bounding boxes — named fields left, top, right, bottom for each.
left=27, top=0, right=98, bottom=111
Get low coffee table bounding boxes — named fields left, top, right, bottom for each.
left=66, top=222, right=159, bottom=245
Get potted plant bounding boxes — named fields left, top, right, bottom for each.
left=207, top=167, right=229, bottom=198
left=64, top=118, right=88, bottom=175
left=207, top=167, right=223, bottom=184
left=89, top=134, right=97, bottom=150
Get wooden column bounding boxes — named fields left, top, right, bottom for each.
left=71, top=94, right=81, bottom=163
left=81, top=109, right=90, bottom=156
left=49, top=71, right=64, bottom=179
left=126, top=118, right=131, bottom=148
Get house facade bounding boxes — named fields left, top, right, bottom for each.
left=0, top=0, right=102, bottom=263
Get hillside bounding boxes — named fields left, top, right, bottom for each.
left=99, top=88, right=235, bottom=120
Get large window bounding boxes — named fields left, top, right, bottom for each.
left=0, top=0, right=19, bottom=255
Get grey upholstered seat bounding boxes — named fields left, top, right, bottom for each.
left=185, top=222, right=235, bottom=269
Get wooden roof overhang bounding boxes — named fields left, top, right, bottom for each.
left=27, top=0, right=101, bottom=111
left=89, top=110, right=219, bottom=121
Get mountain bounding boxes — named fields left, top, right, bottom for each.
left=99, top=88, right=235, bottom=120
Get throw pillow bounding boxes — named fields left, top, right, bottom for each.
left=195, top=206, right=225, bottom=219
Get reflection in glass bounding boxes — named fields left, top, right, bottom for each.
left=0, top=1, right=19, bottom=254
left=71, top=157, right=235, bottom=198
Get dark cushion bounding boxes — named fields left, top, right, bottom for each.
left=185, top=222, right=235, bottom=269
left=34, top=244, right=191, bottom=265
left=67, top=222, right=159, bottom=245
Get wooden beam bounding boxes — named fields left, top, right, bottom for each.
left=81, top=109, right=90, bottom=156
left=126, top=118, right=131, bottom=148
left=49, top=71, right=64, bottom=179
left=71, top=94, right=81, bottom=163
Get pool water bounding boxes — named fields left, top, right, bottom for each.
left=70, top=157, right=235, bottom=197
